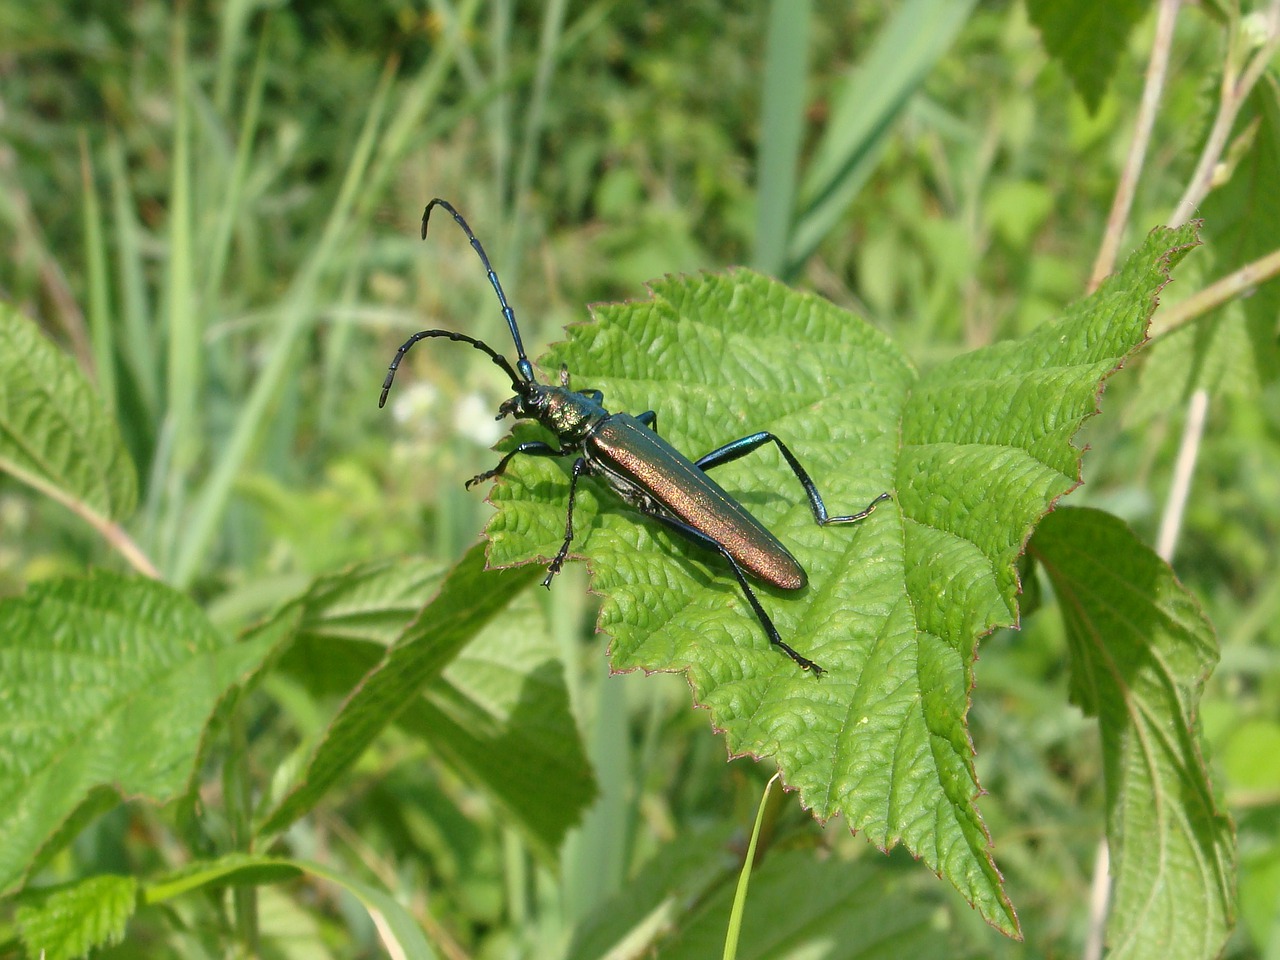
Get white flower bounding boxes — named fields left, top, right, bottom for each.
left=453, top=392, right=507, bottom=446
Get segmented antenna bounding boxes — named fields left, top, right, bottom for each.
left=379, top=329, right=523, bottom=408
left=422, top=198, right=535, bottom=383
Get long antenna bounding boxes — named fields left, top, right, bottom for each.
left=379, top=330, right=523, bottom=408
left=422, top=198, right=535, bottom=383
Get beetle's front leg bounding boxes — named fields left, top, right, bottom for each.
left=465, top=440, right=565, bottom=489
left=543, top=457, right=591, bottom=588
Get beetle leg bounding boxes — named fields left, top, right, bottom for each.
left=543, top=457, right=591, bottom=588
left=644, top=511, right=824, bottom=676
left=692, top=432, right=890, bottom=526
left=635, top=410, right=659, bottom=432
left=466, top=440, right=564, bottom=489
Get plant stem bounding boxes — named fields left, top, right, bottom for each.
left=1156, top=388, right=1210, bottom=561
left=1150, top=245, right=1280, bottom=338
left=723, top=772, right=779, bottom=960
left=1169, top=0, right=1280, bottom=227
left=1088, top=0, right=1181, bottom=292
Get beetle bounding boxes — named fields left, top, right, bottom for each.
left=380, top=198, right=889, bottom=675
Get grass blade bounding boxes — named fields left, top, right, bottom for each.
left=722, top=772, right=779, bottom=960
left=753, top=0, right=811, bottom=278
left=788, top=0, right=976, bottom=271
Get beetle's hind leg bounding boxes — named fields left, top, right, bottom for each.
left=644, top=511, right=824, bottom=676
left=693, top=432, right=889, bottom=526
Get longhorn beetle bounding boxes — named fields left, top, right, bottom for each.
left=380, top=198, right=889, bottom=676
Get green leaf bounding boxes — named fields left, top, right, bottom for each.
left=0, top=573, right=278, bottom=894
left=256, top=543, right=544, bottom=836
left=485, top=224, right=1199, bottom=933
left=15, top=874, right=137, bottom=960
left=1026, top=0, right=1151, bottom=114
left=566, top=823, right=954, bottom=960
left=274, top=556, right=595, bottom=858
left=0, top=302, right=137, bottom=523
left=402, top=596, right=597, bottom=862
left=297, top=858, right=438, bottom=959
left=753, top=0, right=811, bottom=277
left=1030, top=508, right=1235, bottom=959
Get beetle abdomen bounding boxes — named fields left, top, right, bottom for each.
left=589, top=415, right=807, bottom=590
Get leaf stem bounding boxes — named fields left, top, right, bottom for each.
left=13, top=467, right=161, bottom=578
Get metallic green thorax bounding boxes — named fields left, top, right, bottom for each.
left=501, top=367, right=608, bottom=446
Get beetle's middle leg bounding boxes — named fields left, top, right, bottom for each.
left=543, top=457, right=591, bottom=588
left=644, top=510, right=824, bottom=675
left=693, top=432, right=890, bottom=526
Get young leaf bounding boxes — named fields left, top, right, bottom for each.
left=15, top=874, right=138, bottom=960
left=0, top=303, right=137, bottom=523
left=1029, top=507, right=1234, bottom=960
left=0, top=573, right=278, bottom=894
left=483, top=224, right=1199, bottom=933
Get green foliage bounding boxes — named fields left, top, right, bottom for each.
left=1137, top=85, right=1280, bottom=414
left=261, top=548, right=594, bottom=860
left=0, top=571, right=278, bottom=894
left=659, top=850, right=956, bottom=960
left=0, top=303, right=136, bottom=523
left=786, top=0, right=977, bottom=275
left=14, top=875, right=137, bottom=960
left=1031, top=508, right=1234, bottom=959
left=1, top=0, right=1276, bottom=956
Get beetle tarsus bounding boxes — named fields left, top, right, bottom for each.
left=821, top=491, right=893, bottom=525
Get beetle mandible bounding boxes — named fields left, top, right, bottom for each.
left=380, top=198, right=889, bottom=676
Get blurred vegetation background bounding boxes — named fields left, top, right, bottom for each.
left=1, top=0, right=1278, bottom=956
